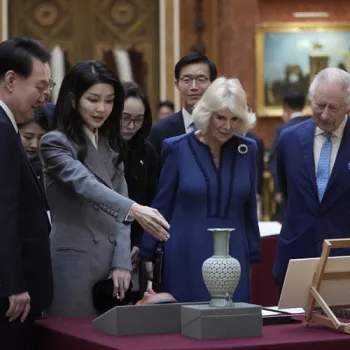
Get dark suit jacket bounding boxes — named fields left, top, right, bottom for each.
left=273, top=117, right=350, bottom=286
left=31, top=157, right=49, bottom=210
left=246, top=132, right=265, bottom=195
left=124, top=140, right=159, bottom=247
left=268, top=116, right=310, bottom=193
left=148, top=111, right=185, bottom=156
left=0, top=107, right=52, bottom=314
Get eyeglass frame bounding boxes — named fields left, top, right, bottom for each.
left=177, top=75, right=210, bottom=86
left=35, top=78, right=56, bottom=94
left=48, top=78, right=56, bottom=91
left=121, top=113, right=145, bottom=128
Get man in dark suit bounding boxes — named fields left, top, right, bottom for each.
left=268, top=91, right=309, bottom=220
left=149, top=52, right=217, bottom=155
left=246, top=131, right=265, bottom=197
left=157, top=100, right=175, bottom=120
left=0, top=38, right=53, bottom=349
left=273, top=67, right=350, bottom=288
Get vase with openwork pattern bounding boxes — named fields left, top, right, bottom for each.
left=202, top=228, right=241, bottom=307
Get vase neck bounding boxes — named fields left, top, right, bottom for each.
left=211, top=230, right=231, bottom=256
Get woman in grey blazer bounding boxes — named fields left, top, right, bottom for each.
left=40, top=61, right=169, bottom=316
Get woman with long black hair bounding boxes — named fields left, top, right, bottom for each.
left=40, top=61, right=169, bottom=316
left=120, top=82, right=159, bottom=300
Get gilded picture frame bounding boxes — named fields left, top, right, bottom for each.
left=255, top=22, right=350, bottom=117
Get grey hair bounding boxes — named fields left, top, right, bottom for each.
left=309, top=67, right=350, bottom=108
left=192, top=77, right=256, bottom=134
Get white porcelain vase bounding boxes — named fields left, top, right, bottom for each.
left=202, top=228, right=241, bottom=307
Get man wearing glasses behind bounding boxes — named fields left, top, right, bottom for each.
left=149, top=52, right=217, bottom=156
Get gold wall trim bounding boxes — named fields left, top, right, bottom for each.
left=165, top=0, right=175, bottom=104
left=159, top=0, right=180, bottom=111
left=0, top=0, right=9, bottom=41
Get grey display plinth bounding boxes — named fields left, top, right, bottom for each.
left=93, top=302, right=205, bottom=336
left=181, top=303, right=262, bottom=340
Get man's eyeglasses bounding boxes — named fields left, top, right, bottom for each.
left=121, top=114, right=144, bottom=128
left=178, top=76, right=210, bottom=85
left=36, top=78, right=56, bottom=93
left=48, top=78, right=56, bottom=91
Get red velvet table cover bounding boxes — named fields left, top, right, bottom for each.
left=35, top=317, right=350, bottom=350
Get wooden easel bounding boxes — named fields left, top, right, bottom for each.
left=304, top=238, right=350, bottom=334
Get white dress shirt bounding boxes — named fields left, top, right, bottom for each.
left=182, top=108, right=195, bottom=133
left=0, top=100, right=18, bottom=132
left=314, top=116, right=347, bottom=175
left=290, top=111, right=305, bottom=120
left=83, top=125, right=98, bottom=149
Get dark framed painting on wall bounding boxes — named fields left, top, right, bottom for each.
left=255, top=22, right=350, bottom=117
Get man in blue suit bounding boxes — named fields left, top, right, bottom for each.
left=273, top=67, right=350, bottom=288
left=268, top=91, right=310, bottom=220
left=0, top=38, right=53, bottom=349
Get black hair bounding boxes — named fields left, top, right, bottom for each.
left=0, top=37, right=51, bottom=79
left=174, top=52, right=217, bottom=81
left=51, top=60, right=125, bottom=164
left=18, top=106, right=51, bottom=132
left=158, top=100, right=175, bottom=111
left=121, top=81, right=152, bottom=148
left=33, top=106, right=51, bottom=132
left=283, top=91, right=306, bottom=110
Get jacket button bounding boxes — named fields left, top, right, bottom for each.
left=109, top=235, right=116, bottom=244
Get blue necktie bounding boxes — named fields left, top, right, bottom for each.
left=317, top=133, right=332, bottom=201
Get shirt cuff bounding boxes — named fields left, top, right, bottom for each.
left=124, top=206, right=134, bottom=223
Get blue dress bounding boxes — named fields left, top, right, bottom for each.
left=140, top=133, right=261, bottom=303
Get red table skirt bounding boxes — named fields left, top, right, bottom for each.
left=35, top=317, right=350, bottom=350
left=251, top=235, right=279, bottom=306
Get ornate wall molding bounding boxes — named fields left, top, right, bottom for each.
left=159, top=0, right=180, bottom=110
left=9, top=0, right=159, bottom=114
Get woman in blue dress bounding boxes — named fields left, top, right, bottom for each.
left=140, top=77, right=261, bottom=303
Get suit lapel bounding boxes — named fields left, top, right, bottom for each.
left=321, top=117, right=350, bottom=210
left=19, top=143, right=46, bottom=198
left=0, top=107, right=46, bottom=199
left=98, top=136, right=121, bottom=182
left=83, top=137, right=114, bottom=189
left=298, top=120, right=318, bottom=198
left=170, top=111, right=186, bottom=135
